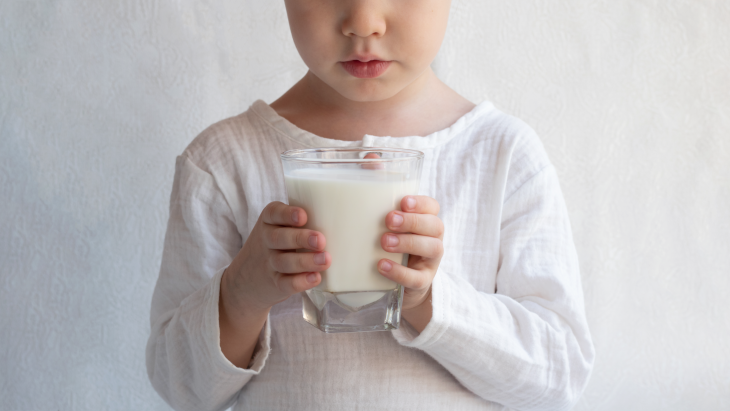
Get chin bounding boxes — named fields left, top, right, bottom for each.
left=333, top=80, right=403, bottom=103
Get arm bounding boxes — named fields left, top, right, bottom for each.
left=218, top=268, right=271, bottom=369
left=145, top=155, right=265, bottom=411
left=146, top=154, right=330, bottom=411
left=392, top=166, right=595, bottom=411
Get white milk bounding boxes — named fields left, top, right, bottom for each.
left=285, top=168, right=419, bottom=294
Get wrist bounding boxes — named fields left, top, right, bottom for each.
left=403, top=286, right=432, bottom=311
left=401, top=287, right=433, bottom=333
left=220, top=266, right=271, bottom=321
left=218, top=266, right=270, bottom=370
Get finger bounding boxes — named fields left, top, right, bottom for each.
left=269, top=250, right=331, bottom=274
left=261, top=201, right=307, bottom=227
left=377, top=259, right=431, bottom=291
left=386, top=211, right=444, bottom=239
left=274, top=272, right=321, bottom=295
left=401, top=195, right=440, bottom=215
left=381, top=233, right=444, bottom=259
left=264, top=226, right=326, bottom=251
left=361, top=152, right=384, bottom=170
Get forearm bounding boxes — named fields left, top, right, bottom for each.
left=394, top=271, right=594, bottom=411
left=147, top=269, right=262, bottom=411
left=218, top=267, right=270, bottom=369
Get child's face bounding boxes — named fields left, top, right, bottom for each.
left=284, top=0, right=452, bottom=103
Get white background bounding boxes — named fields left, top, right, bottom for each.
left=1, top=1, right=729, bottom=410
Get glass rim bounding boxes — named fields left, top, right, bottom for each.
left=280, top=147, right=424, bottom=163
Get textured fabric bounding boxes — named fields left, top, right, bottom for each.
left=146, top=99, right=595, bottom=411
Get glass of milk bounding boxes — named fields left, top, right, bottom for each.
left=281, top=147, right=424, bottom=333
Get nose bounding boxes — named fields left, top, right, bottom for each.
left=341, top=0, right=387, bottom=38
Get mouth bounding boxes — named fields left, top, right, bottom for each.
left=341, top=60, right=391, bottom=79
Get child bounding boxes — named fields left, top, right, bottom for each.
left=146, top=1, right=595, bottom=410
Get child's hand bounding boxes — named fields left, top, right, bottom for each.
left=219, top=201, right=330, bottom=368
left=378, top=196, right=444, bottom=312
left=222, top=201, right=331, bottom=314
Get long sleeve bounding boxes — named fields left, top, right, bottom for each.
left=145, top=154, right=271, bottom=411
left=144, top=100, right=594, bottom=410
left=392, top=164, right=595, bottom=411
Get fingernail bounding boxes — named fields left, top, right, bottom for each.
left=291, top=210, right=299, bottom=224
left=391, top=213, right=404, bottom=227
left=386, top=234, right=399, bottom=246
left=380, top=260, right=392, bottom=272
left=313, top=252, right=326, bottom=265
left=307, top=273, right=318, bottom=283
left=406, top=197, right=416, bottom=210
left=308, top=235, right=318, bottom=248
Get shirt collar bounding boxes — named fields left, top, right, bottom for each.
left=250, top=99, right=494, bottom=150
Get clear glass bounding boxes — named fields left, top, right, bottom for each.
left=281, top=147, right=424, bottom=333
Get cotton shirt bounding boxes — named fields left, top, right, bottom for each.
left=146, top=100, right=595, bottom=411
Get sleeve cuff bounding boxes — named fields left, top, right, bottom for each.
left=391, top=268, right=453, bottom=349
left=204, top=267, right=271, bottom=375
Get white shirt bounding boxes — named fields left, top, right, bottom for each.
left=146, top=100, right=595, bottom=411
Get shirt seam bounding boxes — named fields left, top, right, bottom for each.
left=503, top=164, right=552, bottom=204
left=179, top=153, right=239, bottom=230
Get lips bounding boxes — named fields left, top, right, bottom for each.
left=341, top=60, right=391, bottom=79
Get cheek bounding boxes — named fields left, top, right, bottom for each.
left=287, top=11, right=340, bottom=70
left=391, top=3, right=450, bottom=67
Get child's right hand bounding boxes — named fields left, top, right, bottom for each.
left=221, top=201, right=331, bottom=314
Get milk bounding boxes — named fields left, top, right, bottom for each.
left=285, top=168, right=419, bottom=295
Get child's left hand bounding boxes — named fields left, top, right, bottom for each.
left=378, top=195, right=444, bottom=313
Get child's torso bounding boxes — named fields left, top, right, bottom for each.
left=181, top=101, right=542, bottom=410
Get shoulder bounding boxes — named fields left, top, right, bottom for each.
left=468, top=104, right=547, bottom=160
left=182, top=107, right=258, bottom=170
left=450, top=103, right=553, bottom=197
left=172, top=101, right=280, bottom=210
left=178, top=100, right=285, bottom=175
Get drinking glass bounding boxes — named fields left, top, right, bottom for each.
left=281, top=147, right=424, bottom=333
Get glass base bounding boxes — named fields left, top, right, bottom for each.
left=302, top=286, right=403, bottom=333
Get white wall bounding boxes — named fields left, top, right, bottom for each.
left=1, top=1, right=728, bottom=410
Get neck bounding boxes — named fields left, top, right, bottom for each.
left=299, top=67, right=440, bottom=118
left=270, top=67, right=474, bottom=141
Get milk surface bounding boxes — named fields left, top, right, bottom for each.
left=285, top=168, right=419, bottom=293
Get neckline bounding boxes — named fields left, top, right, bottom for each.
left=249, top=98, right=494, bottom=150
